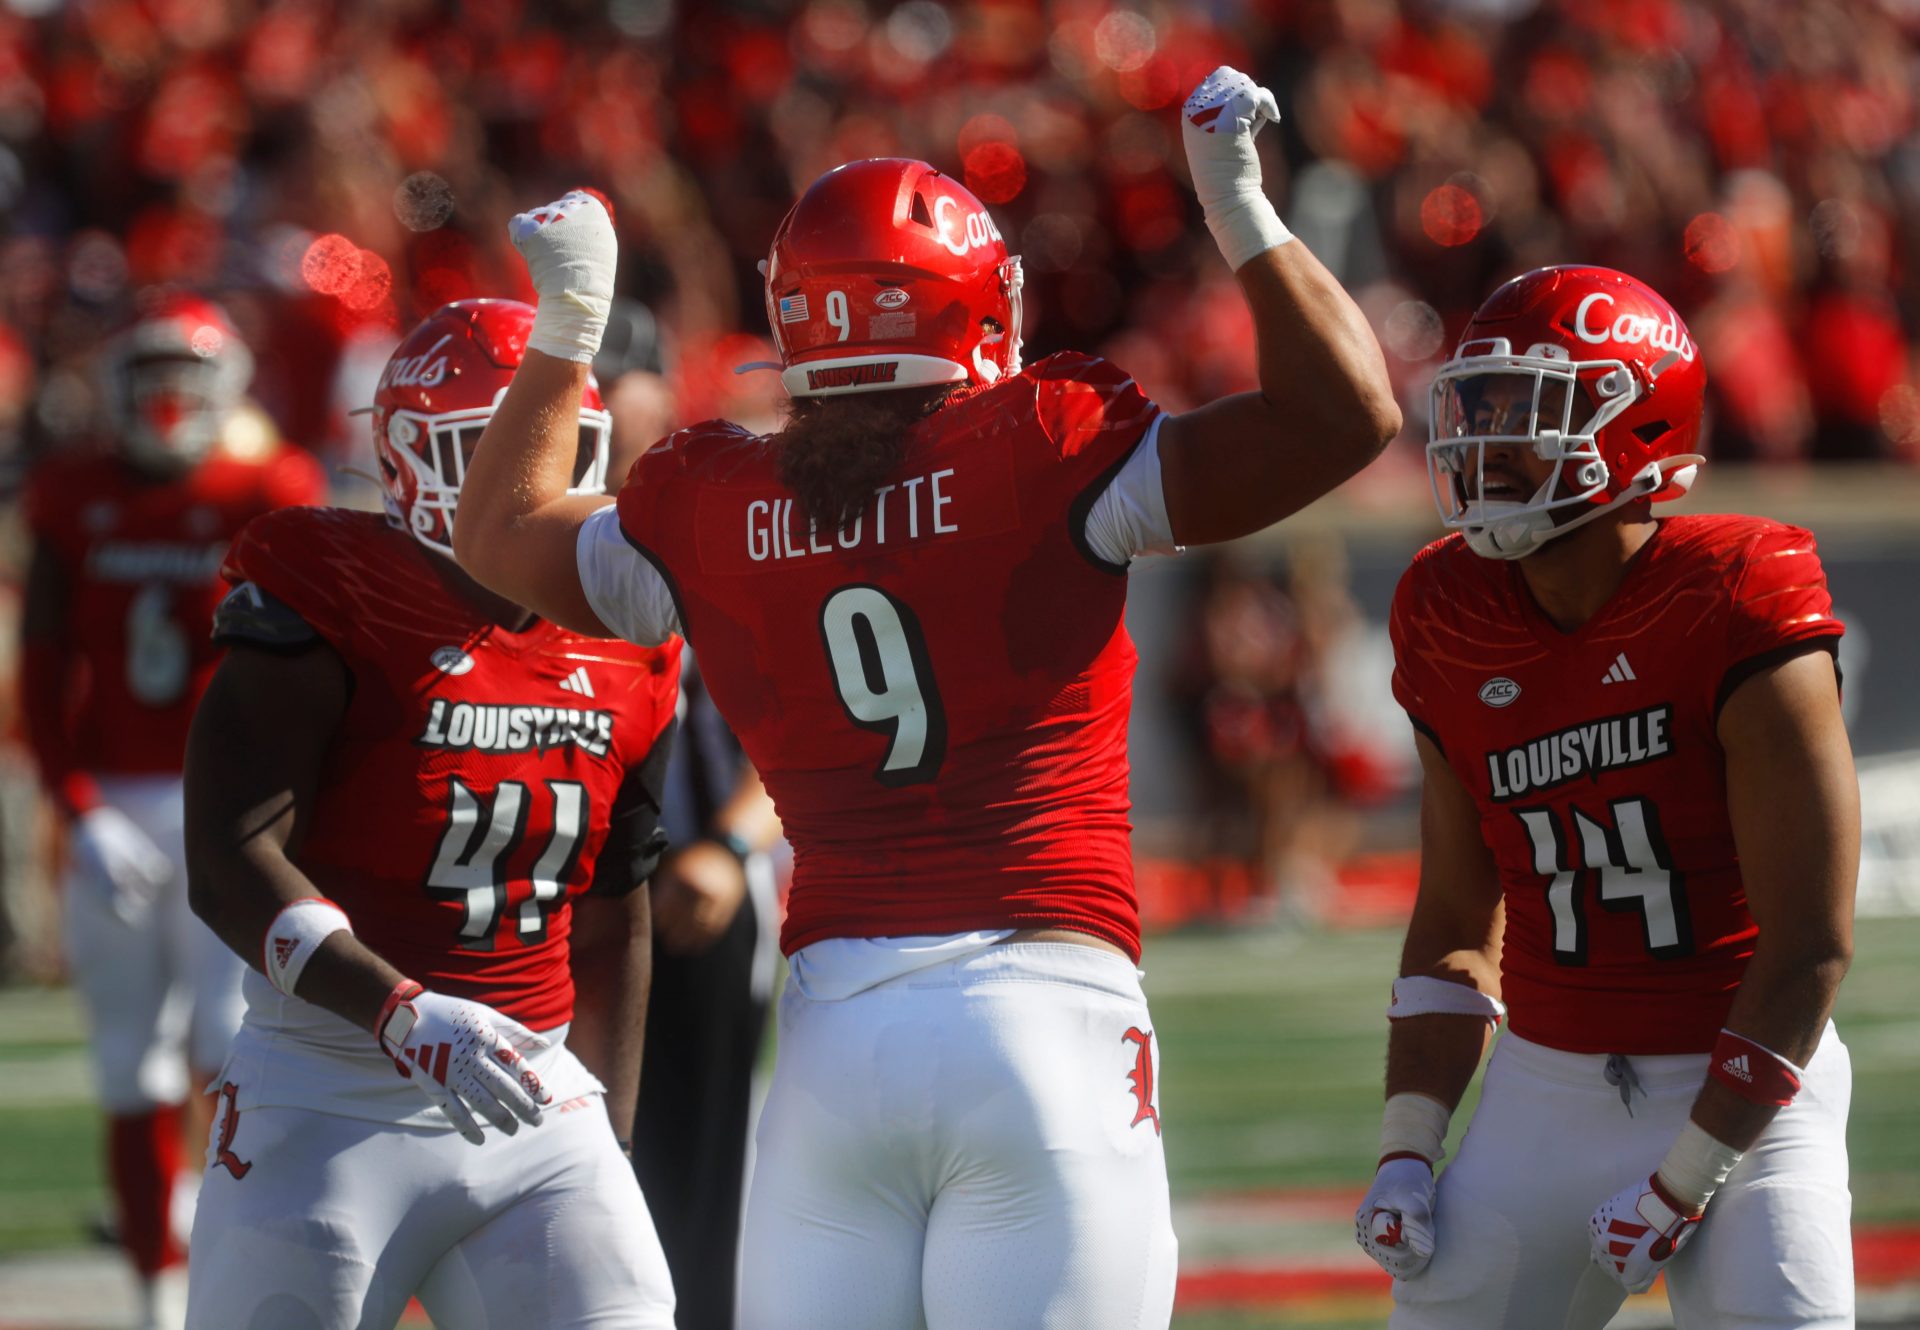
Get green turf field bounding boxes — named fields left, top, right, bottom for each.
left=1, top=916, right=1914, bottom=1326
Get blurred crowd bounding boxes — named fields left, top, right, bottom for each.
left=0, top=0, right=1916, bottom=952
left=1, top=0, right=1917, bottom=488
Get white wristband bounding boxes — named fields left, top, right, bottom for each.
left=263, top=898, right=353, bottom=997
left=1203, top=192, right=1294, bottom=273
left=1388, top=975, right=1508, bottom=1023
left=528, top=293, right=612, bottom=365
left=1381, top=1091, right=1452, bottom=1165
left=1653, top=1119, right=1744, bottom=1212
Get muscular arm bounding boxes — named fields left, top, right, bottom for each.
left=1386, top=733, right=1505, bottom=1110
left=1157, top=242, right=1402, bottom=547
left=1689, top=647, right=1856, bottom=1150
left=453, top=352, right=613, bottom=635
left=567, top=890, right=649, bottom=1147
left=183, top=642, right=406, bottom=1034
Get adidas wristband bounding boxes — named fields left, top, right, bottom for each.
left=1708, top=1028, right=1802, bottom=1106
left=263, top=898, right=353, bottom=997
left=1388, top=975, right=1507, bottom=1024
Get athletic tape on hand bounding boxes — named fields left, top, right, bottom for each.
left=1181, top=66, right=1293, bottom=270
left=508, top=190, right=618, bottom=363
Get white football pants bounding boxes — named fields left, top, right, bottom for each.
left=1391, top=1024, right=1854, bottom=1330
left=63, top=776, right=245, bottom=1110
left=738, top=942, right=1178, bottom=1330
left=186, top=1093, right=674, bottom=1330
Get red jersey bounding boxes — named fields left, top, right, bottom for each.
left=22, top=445, right=325, bottom=786
left=220, top=508, right=681, bottom=1031
left=1389, top=515, right=1844, bottom=1054
left=616, top=352, right=1160, bottom=959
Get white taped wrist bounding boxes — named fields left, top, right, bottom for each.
left=528, top=293, right=612, bottom=365
left=1389, top=974, right=1508, bottom=1023
left=1203, top=192, right=1293, bottom=272
left=1380, top=1092, right=1451, bottom=1165
left=263, top=898, right=353, bottom=997
left=1654, top=1119, right=1744, bottom=1212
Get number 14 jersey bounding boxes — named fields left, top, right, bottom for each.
left=604, top=353, right=1165, bottom=960
left=1389, top=515, right=1844, bottom=1054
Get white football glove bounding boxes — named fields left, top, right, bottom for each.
left=1354, top=1155, right=1438, bottom=1279
left=68, top=805, right=173, bottom=925
left=377, top=983, right=553, bottom=1145
left=1588, top=1173, right=1702, bottom=1294
left=507, top=189, right=617, bottom=363
left=1181, top=65, right=1291, bottom=270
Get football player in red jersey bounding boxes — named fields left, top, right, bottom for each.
left=1354, top=267, right=1858, bottom=1328
left=179, top=299, right=679, bottom=1330
left=453, top=67, right=1398, bottom=1328
left=18, top=291, right=326, bottom=1329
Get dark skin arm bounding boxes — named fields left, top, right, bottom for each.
left=1384, top=732, right=1506, bottom=1111
left=1687, top=648, right=1856, bottom=1151
left=184, top=642, right=406, bottom=1034
left=1156, top=242, right=1402, bottom=546
left=566, top=889, right=650, bottom=1151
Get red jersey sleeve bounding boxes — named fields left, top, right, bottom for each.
left=1387, top=547, right=1443, bottom=749
left=1715, top=523, right=1843, bottom=717
left=221, top=507, right=359, bottom=650
left=1031, top=353, right=1159, bottom=467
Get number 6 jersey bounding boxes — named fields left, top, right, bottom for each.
left=584, top=352, right=1170, bottom=960
left=213, top=506, right=680, bottom=1123
left=1389, top=514, right=1844, bottom=1055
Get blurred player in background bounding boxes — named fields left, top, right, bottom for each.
left=1355, top=267, right=1857, bottom=1328
left=456, top=66, right=1399, bottom=1328
left=17, top=292, right=326, bottom=1329
left=180, top=299, right=679, bottom=1330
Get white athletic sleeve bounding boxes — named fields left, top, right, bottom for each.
left=1082, top=413, right=1180, bottom=565
left=575, top=505, right=680, bottom=646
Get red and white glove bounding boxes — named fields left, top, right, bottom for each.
left=507, top=189, right=617, bottom=363
left=1181, top=65, right=1291, bottom=271
left=69, top=805, right=173, bottom=925
left=1355, top=1155, right=1438, bottom=1279
left=376, top=980, right=553, bottom=1145
left=1588, top=1173, right=1702, bottom=1294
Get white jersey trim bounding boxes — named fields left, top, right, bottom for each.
left=577, top=505, right=680, bottom=647
left=1083, top=413, right=1180, bottom=566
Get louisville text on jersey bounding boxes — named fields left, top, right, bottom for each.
left=748, top=466, right=959, bottom=562
left=1486, top=703, right=1672, bottom=801
left=417, top=699, right=614, bottom=757
left=86, top=539, right=227, bottom=584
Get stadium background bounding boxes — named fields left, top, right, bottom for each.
left=0, top=0, right=1916, bottom=1325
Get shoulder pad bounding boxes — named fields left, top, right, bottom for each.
left=212, top=580, right=319, bottom=651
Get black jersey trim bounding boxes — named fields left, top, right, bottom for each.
left=1712, top=635, right=1841, bottom=725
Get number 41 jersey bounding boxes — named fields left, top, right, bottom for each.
left=614, top=353, right=1159, bottom=960
left=219, top=508, right=681, bottom=1036
left=1390, top=515, right=1843, bottom=1055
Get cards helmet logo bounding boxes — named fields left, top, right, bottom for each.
left=432, top=646, right=475, bottom=676
left=1478, top=677, right=1521, bottom=708
left=873, top=288, right=911, bottom=310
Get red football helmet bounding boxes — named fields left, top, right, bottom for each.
left=1427, top=265, right=1707, bottom=559
left=765, top=158, right=1023, bottom=398
left=373, top=299, right=611, bottom=557
left=103, top=292, right=254, bottom=472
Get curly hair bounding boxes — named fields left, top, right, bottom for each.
left=775, top=385, right=966, bottom=532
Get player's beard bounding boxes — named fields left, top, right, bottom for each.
left=777, top=384, right=965, bottom=534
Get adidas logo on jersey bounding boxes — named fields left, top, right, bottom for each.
left=1601, top=653, right=1638, bottom=685
left=558, top=666, right=595, bottom=698
left=1721, top=1054, right=1753, bottom=1083
left=418, top=699, right=614, bottom=757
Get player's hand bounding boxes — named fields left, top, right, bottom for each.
left=1354, top=1155, right=1438, bottom=1279
left=377, top=983, right=554, bottom=1145
left=68, top=805, right=173, bottom=924
left=651, top=842, right=750, bottom=955
left=507, top=189, right=617, bottom=363
left=1588, top=1173, right=1702, bottom=1294
left=1181, top=66, right=1281, bottom=210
